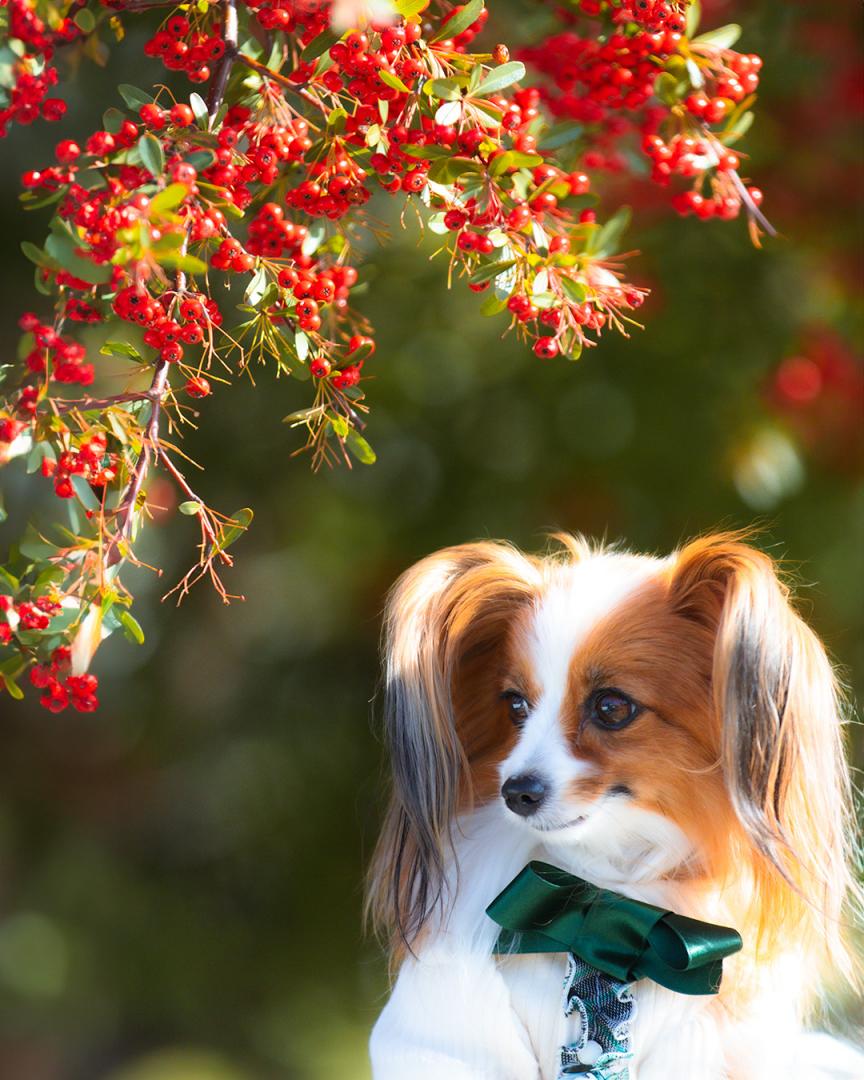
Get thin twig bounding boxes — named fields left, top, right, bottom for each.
left=207, top=0, right=239, bottom=122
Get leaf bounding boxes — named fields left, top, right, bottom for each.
left=179, top=501, right=201, bottom=515
left=693, top=23, right=742, bottom=51
left=138, top=133, right=165, bottom=178
left=479, top=291, right=508, bottom=316
left=117, top=83, right=154, bottom=110
left=119, top=609, right=145, bottom=645
left=211, top=508, right=254, bottom=556
left=380, top=69, right=412, bottom=94
left=469, top=258, right=517, bottom=285
left=424, top=77, right=463, bottom=102
left=473, top=61, right=526, bottom=98
left=149, top=182, right=189, bottom=215
left=102, top=107, right=126, bottom=134
left=434, top=100, right=463, bottom=126
left=301, top=26, right=342, bottom=61
left=400, top=143, right=452, bottom=160
left=74, top=8, right=96, bottom=33
left=244, top=266, right=268, bottom=305
left=593, top=206, right=632, bottom=257
left=539, top=122, right=585, bottom=151
left=156, top=252, right=208, bottom=274
left=71, top=474, right=101, bottom=511
left=686, top=0, right=701, bottom=36
left=328, top=413, right=349, bottom=439
left=294, top=331, right=310, bottom=363
left=44, top=233, right=112, bottom=284
left=345, top=429, right=376, bottom=465
left=21, top=240, right=49, bottom=268
left=488, top=150, right=542, bottom=177
left=395, top=0, right=428, bottom=15
left=100, top=340, right=144, bottom=361
left=723, top=109, right=754, bottom=143
left=427, top=155, right=481, bottom=184
left=561, top=277, right=589, bottom=304
left=189, top=92, right=209, bottom=126
left=282, top=407, right=319, bottom=425
left=0, top=674, right=24, bottom=701
left=431, top=0, right=484, bottom=42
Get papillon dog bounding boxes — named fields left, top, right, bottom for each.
left=367, top=534, right=862, bottom=1080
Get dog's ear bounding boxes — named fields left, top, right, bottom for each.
left=670, top=534, right=855, bottom=971
left=368, top=542, right=539, bottom=953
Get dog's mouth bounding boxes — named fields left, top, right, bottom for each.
left=533, top=814, right=588, bottom=833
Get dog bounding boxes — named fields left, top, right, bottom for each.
left=367, top=534, right=862, bottom=1079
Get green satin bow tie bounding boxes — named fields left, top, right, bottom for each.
left=486, top=861, right=742, bottom=996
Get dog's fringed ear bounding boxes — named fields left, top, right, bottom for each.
left=367, top=542, right=539, bottom=956
left=670, top=534, right=856, bottom=975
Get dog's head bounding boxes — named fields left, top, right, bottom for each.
left=368, top=534, right=855, bottom=985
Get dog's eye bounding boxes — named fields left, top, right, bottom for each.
left=502, top=690, right=530, bottom=725
left=590, top=688, right=640, bottom=730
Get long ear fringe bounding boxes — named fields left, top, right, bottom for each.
left=673, top=535, right=862, bottom=1002
left=365, top=542, right=539, bottom=962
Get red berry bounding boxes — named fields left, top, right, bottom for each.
left=533, top=336, right=559, bottom=359
left=185, top=376, right=211, bottom=398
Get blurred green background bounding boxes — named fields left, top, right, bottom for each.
left=0, top=1, right=862, bottom=1077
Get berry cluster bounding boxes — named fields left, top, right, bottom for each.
left=41, top=431, right=117, bottom=499
left=19, top=313, right=95, bottom=385
left=143, top=13, right=225, bottom=84
left=520, top=9, right=766, bottom=225
left=0, top=0, right=71, bottom=136
left=0, top=0, right=767, bottom=712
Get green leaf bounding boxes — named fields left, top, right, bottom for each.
left=71, top=474, right=101, bottom=511
left=149, top=182, right=189, bottom=215
left=686, top=0, right=701, bottom=36
left=189, top=92, right=209, bottom=126
left=21, top=240, right=49, bottom=268
left=488, top=150, right=542, bottom=177
left=400, top=143, right=452, bottom=160
left=593, top=206, right=632, bottom=257
left=345, top=428, right=376, bottom=465
left=424, top=77, right=463, bottom=102
left=44, top=233, right=112, bottom=284
left=479, top=291, right=508, bottom=316
left=0, top=673, right=24, bottom=701
left=328, top=412, right=349, bottom=439
left=211, top=508, right=254, bottom=556
left=117, top=84, right=154, bottom=110
left=119, top=609, right=145, bottom=645
left=100, top=340, right=144, bottom=361
left=102, top=107, right=126, bottom=134
left=469, top=258, right=517, bottom=285
left=394, top=0, right=426, bottom=16
left=74, top=8, right=96, bottom=32
left=302, top=27, right=342, bottom=61
left=282, top=407, right=318, bottom=425
left=138, top=133, right=165, bottom=178
left=156, top=252, right=208, bottom=274
left=427, top=155, right=481, bottom=184
left=473, top=61, right=526, bottom=98
left=561, top=277, right=589, bottom=304
left=244, top=266, right=268, bottom=305
left=431, top=0, right=484, bottom=43
left=380, top=69, right=412, bottom=94
left=539, top=122, right=585, bottom=151
left=179, top=501, right=201, bottom=515
left=693, top=23, right=742, bottom=51
left=723, top=109, right=754, bottom=143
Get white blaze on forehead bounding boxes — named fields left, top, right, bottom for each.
left=501, top=552, right=662, bottom=788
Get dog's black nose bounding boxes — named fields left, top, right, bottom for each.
left=502, top=774, right=547, bottom=816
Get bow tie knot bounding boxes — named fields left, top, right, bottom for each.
left=486, top=862, right=742, bottom=996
